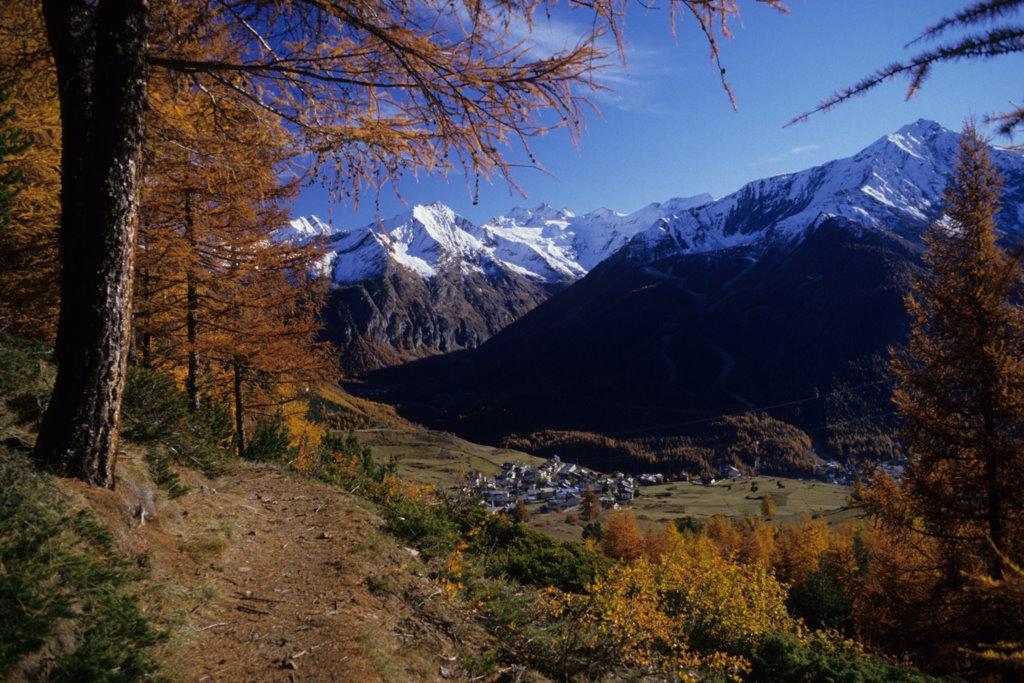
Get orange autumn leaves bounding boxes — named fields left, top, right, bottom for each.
left=557, top=508, right=904, bottom=678
left=0, top=2, right=60, bottom=339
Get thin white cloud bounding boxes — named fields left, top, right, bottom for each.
left=787, top=144, right=820, bottom=156
left=501, top=12, right=666, bottom=113
left=754, top=144, right=821, bottom=165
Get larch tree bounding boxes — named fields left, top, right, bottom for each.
left=208, top=212, right=334, bottom=457
left=890, top=123, right=1024, bottom=582
left=580, top=487, right=600, bottom=522
left=34, top=0, right=150, bottom=485
left=37, top=0, right=787, bottom=487
left=3, top=2, right=331, bottom=462
left=0, top=2, right=60, bottom=340
left=138, top=78, right=332, bottom=454
left=513, top=499, right=531, bottom=523
left=135, top=86, right=218, bottom=382
left=600, top=509, right=645, bottom=562
left=880, top=123, right=1024, bottom=675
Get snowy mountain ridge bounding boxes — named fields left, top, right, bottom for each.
left=292, top=195, right=717, bottom=285
left=292, top=120, right=1024, bottom=287
left=625, top=120, right=1024, bottom=261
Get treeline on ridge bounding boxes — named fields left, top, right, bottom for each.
left=504, top=412, right=820, bottom=478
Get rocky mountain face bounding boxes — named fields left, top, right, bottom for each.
left=320, top=259, right=552, bottom=374
left=353, top=121, right=1024, bottom=447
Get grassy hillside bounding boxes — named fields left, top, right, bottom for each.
left=630, top=477, right=852, bottom=525
left=354, top=428, right=544, bottom=487
left=0, top=335, right=494, bottom=680
left=353, top=424, right=855, bottom=544
left=1, top=444, right=505, bottom=681
left=531, top=476, right=855, bottom=542
left=308, top=383, right=418, bottom=431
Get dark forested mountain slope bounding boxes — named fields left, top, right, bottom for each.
left=358, top=219, right=917, bottom=441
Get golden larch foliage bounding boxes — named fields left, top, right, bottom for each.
left=600, top=509, right=645, bottom=563
left=0, top=1, right=59, bottom=339
left=857, top=124, right=1024, bottom=676
left=773, top=517, right=829, bottom=585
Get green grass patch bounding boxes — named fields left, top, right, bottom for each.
left=352, top=428, right=543, bottom=488
left=0, top=448, right=163, bottom=680
left=122, top=367, right=235, bottom=485
left=307, top=394, right=373, bottom=430
left=0, top=333, right=54, bottom=426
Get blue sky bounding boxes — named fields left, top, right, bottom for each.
left=294, top=0, right=1024, bottom=226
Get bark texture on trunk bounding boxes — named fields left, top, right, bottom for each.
left=185, top=190, right=199, bottom=413
left=233, top=359, right=247, bottom=458
left=35, top=0, right=150, bottom=488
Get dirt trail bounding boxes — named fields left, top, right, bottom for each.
left=69, top=459, right=478, bottom=682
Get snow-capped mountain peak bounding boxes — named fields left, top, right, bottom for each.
left=625, top=120, right=1024, bottom=261
left=279, top=215, right=335, bottom=243
left=297, top=191, right=719, bottom=285
left=882, top=119, right=954, bottom=158
left=480, top=192, right=718, bottom=274
left=321, top=203, right=495, bottom=282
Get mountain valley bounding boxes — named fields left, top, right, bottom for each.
left=334, top=121, right=1024, bottom=474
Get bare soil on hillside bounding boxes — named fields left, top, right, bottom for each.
left=60, top=455, right=486, bottom=682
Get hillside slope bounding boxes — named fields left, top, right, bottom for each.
left=5, top=444, right=488, bottom=681
left=358, top=218, right=916, bottom=444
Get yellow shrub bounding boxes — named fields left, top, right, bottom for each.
left=558, top=531, right=793, bottom=679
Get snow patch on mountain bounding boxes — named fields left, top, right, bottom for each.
left=277, top=215, right=338, bottom=277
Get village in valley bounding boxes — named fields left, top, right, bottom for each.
left=467, top=455, right=658, bottom=514
left=465, top=453, right=897, bottom=515
left=464, top=454, right=712, bottom=514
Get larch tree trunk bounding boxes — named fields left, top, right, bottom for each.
left=184, top=189, right=199, bottom=413
left=984, top=411, right=1005, bottom=580
left=34, top=0, right=150, bottom=488
left=233, top=358, right=247, bottom=457
left=140, top=266, right=152, bottom=369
